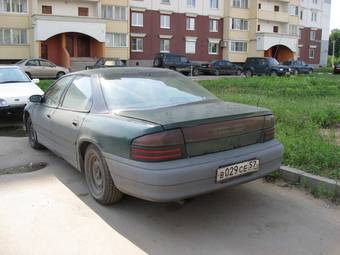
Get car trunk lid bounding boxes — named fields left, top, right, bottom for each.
left=117, top=100, right=272, bottom=157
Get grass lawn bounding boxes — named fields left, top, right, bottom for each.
left=200, top=74, right=340, bottom=181
left=38, top=80, right=54, bottom=91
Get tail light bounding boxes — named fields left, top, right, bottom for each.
left=131, top=129, right=186, bottom=162
left=208, top=64, right=212, bottom=68
left=263, top=115, right=275, bottom=142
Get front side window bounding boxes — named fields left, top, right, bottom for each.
left=100, top=72, right=215, bottom=111
left=44, top=76, right=73, bottom=108
left=61, top=76, right=92, bottom=111
left=131, top=37, right=143, bottom=52
left=132, top=12, right=143, bottom=27
left=160, top=15, right=170, bottom=29
left=160, top=39, right=170, bottom=53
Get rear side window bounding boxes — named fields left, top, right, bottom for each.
left=44, top=76, right=73, bottom=107
left=61, top=76, right=92, bottom=111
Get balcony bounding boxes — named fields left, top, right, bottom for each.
left=256, top=32, right=298, bottom=52
left=258, top=9, right=289, bottom=23
left=32, top=14, right=106, bottom=42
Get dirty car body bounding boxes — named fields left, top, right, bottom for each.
left=24, top=68, right=283, bottom=204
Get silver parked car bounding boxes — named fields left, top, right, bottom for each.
left=16, top=58, right=69, bottom=79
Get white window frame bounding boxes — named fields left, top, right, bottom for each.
left=310, top=30, right=316, bottom=41
left=0, top=0, right=28, bottom=14
left=232, top=0, right=248, bottom=9
left=187, top=0, right=196, bottom=8
left=289, top=25, right=298, bottom=36
left=0, top=28, right=27, bottom=45
left=132, top=12, right=143, bottom=27
left=160, top=39, right=170, bottom=53
left=311, top=11, right=317, bottom=22
left=231, top=18, right=248, bottom=30
left=102, top=5, right=127, bottom=20
left=209, top=19, right=218, bottom=32
left=185, top=38, right=196, bottom=54
left=106, top=33, right=128, bottom=48
left=230, top=41, right=248, bottom=52
left=186, top=17, right=195, bottom=31
left=210, top=0, right=218, bottom=9
left=208, top=41, right=219, bottom=55
left=160, top=15, right=170, bottom=29
left=131, top=37, right=143, bottom=52
left=309, top=48, right=315, bottom=59
left=161, top=0, right=170, bottom=4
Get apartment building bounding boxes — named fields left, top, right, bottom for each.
left=223, top=0, right=300, bottom=64
left=298, top=0, right=331, bottom=66
left=0, top=0, right=129, bottom=69
left=128, top=0, right=224, bottom=66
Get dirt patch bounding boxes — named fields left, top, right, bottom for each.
left=0, top=162, right=47, bottom=175
left=320, top=128, right=340, bottom=146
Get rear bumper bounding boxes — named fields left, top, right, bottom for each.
left=104, top=140, right=283, bottom=202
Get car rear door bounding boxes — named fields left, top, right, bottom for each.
left=40, top=60, right=57, bottom=78
left=25, top=59, right=40, bottom=78
left=49, top=75, right=93, bottom=167
left=31, top=76, right=73, bottom=150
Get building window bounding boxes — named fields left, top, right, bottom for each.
left=230, top=41, right=247, bottom=52
left=186, top=17, right=195, bottom=31
left=0, top=0, right=27, bottom=13
left=161, top=0, right=170, bottom=4
left=42, top=5, right=52, bottom=14
left=106, top=33, right=127, bottom=47
left=185, top=39, right=196, bottom=54
left=311, top=11, right=317, bottom=22
left=310, top=30, right=316, bottom=40
left=289, top=25, right=298, bottom=36
left=289, top=5, right=299, bottom=16
left=78, top=7, right=89, bottom=16
left=273, top=26, right=279, bottom=33
left=131, top=38, right=143, bottom=52
left=187, top=0, right=196, bottom=8
left=113, top=6, right=127, bottom=20
left=132, top=12, right=143, bottom=27
left=160, top=39, right=170, bottom=53
left=209, top=19, right=218, bottom=32
left=232, top=0, right=248, bottom=9
left=0, top=28, right=27, bottom=45
left=258, top=3, right=261, bottom=9
left=309, top=48, right=315, bottom=59
left=210, top=0, right=218, bottom=9
left=299, top=29, right=303, bottom=39
left=300, top=10, right=303, bottom=20
left=208, top=41, right=219, bottom=55
left=231, top=18, right=248, bottom=30
left=312, top=0, right=318, bottom=4
left=274, top=5, right=279, bottom=12
left=160, top=15, right=170, bottom=29
left=257, top=24, right=261, bottom=31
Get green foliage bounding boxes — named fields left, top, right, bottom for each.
left=329, top=29, right=340, bottom=58
left=201, top=75, right=340, bottom=180
left=38, top=80, right=54, bottom=91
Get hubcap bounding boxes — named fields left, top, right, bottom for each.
left=29, top=123, right=36, bottom=146
left=88, top=154, right=104, bottom=197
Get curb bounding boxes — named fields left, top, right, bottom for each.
left=279, top=166, right=340, bottom=198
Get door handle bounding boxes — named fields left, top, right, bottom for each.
left=47, top=114, right=51, bottom=119
left=72, top=121, right=78, bottom=127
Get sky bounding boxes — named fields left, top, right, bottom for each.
left=330, top=0, right=340, bottom=31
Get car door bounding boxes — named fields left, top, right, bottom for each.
left=39, top=60, right=56, bottom=78
left=179, top=56, right=191, bottom=72
left=258, top=59, right=269, bottom=75
left=223, top=61, right=234, bottom=75
left=31, top=76, right=74, bottom=150
left=25, top=59, right=40, bottom=78
left=49, top=75, right=93, bottom=167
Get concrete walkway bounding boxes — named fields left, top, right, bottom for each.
left=0, top=137, right=340, bottom=255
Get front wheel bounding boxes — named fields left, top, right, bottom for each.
left=56, top=72, right=65, bottom=79
left=214, top=69, right=220, bottom=76
left=27, top=117, right=44, bottom=150
left=192, top=68, right=199, bottom=76
left=245, top=70, right=252, bottom=77
left=236, top=69, right=242, bottom=76
left=84, top=145, right=123, bottom=205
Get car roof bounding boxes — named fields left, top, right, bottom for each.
left=69, top=67, right=176, bottom=77
left=0, top=65, right=20, bottom=69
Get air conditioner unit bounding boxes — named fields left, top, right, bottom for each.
left=220, top=40, right=228, bottom=48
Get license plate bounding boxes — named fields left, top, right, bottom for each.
left=216, top=160, right=260, bottom=182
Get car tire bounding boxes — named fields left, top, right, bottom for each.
left=214, top=69, right=220, bottom=76
left=270, top=71, right=278, bottom=77
left=294, top=70, right=299, bottom=75
left=192, top=68, right=199, bottom=76
left=245, top=70, right=252, bottom=77
left=308, top=69, right=313, bottom=74
left=84, top=145, right=123, bottom=205
left=169, top=66, right=176, bottom=71
left=25, top=72, right=32, bottom=79
left=27, top=117, right=44, bottom=150
left=56, top=72, right=65, bottom=79
left=236, top=69, right=242, bottom=76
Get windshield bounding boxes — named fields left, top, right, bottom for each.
left=100, top=72, right=216, bottom=111
left=0, top=68, right=30, bottom=84
left=268, top=58, right=280, bottom=65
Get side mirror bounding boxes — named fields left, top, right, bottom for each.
left=32, top=78, right=40, bottom=84
left=29, top=95, right=43, bottom=103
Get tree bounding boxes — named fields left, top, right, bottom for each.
left=329, top=29, right=340, bottom=58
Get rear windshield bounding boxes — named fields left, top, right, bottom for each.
left=100, top=72, right=216, bottom=111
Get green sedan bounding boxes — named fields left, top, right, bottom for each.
left=24, top=68, right=283, bottom=205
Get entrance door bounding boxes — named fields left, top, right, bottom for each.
left=41, top=44, right=48, bottom=59
left=77, top=36, right=90, bottom=57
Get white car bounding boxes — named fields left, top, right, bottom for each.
left=0, top=66, right=44, bottom=117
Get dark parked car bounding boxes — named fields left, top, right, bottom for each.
left=199, top=60, right=243, bottom=76
left=334, top=64, right=340, bottom=74
left=24, top=68, right=283, bottom=205
left=243, top=57, right=291, bottom=77
left=85, top=58, right=125, bottom=70
left=282, top=60, right=313, bottom=74
left=153, top=53, right=200, bottom=76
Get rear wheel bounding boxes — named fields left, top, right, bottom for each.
left=245, top=70, right=252, bottom=77
left=27, top=117, right=44, bottom=150
left=84, top=145, right=123, bottom=205
left=214, top=69, right=220, bottom=76
left=308, top=69, right=313, bottom=74
left=236, top=69, right=242, bottom=76
left=56, top=72, right=65, bottom=79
